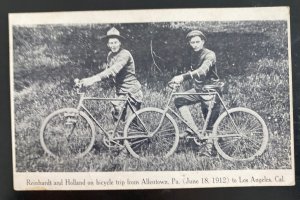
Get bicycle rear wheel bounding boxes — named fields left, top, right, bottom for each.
left=40, top=108, right=96, bottom=158
left=212, top=107, right=268, bottom=161
left=124, top=107, right=179, bottom=161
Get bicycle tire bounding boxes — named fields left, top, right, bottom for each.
left=123, top=107, right=179, bottom=161
left=212, top=107, right=268, bottom=161
left=40, top=108, right=96, bottom=158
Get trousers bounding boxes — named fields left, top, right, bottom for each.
left=174, top=88, right=221, bottom=129
left=111, top=89, right=143, bottom=122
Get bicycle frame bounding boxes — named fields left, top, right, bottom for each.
left=154, top=87, right=241, bottom=140
left=75, top=90, right=139, bottom=145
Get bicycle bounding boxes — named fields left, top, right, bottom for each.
left=124, top=81, right=268, bottom=161
left=40, top=79, right=170, bottom=159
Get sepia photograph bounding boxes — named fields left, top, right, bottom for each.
left=9, top=7, right=294, bottom=190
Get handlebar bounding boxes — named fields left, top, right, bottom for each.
left=74, top=78, right=82, bottom=88
left=73, top=78, right=84, bottom=95
left=73, top=78, right=133, bottom=99
left=167, top=81, right=181, bottom=90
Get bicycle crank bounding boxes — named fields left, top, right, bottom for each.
left=103, top=131, right=121, bottom=149
left=186, top=136, right=207, bottom=146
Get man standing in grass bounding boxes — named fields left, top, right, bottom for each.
left=170, top=30, right=223, bottom=156
left=80, top=27, right=143, bottom=123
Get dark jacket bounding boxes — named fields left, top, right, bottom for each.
left=182, top=48, right=220, bottom=90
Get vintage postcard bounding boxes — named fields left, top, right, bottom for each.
left=9, top=7, right=294, bottom=190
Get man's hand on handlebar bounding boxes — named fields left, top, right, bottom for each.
left=170, top=75, right=184, bottom=84
left=168, top=75, right=183, bottom=89
left=168, top=82, right=181, bottom=90
left=74, top=78, right=82, bottom=89
left=79, top=77, right=97, bottom=87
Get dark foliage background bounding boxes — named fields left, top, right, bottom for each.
left=13, top=21, right=288, bottom=89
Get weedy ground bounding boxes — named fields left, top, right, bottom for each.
left=13, top=21, right=292, bottom=172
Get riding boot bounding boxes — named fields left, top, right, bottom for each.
left=111, top=107, right=120, bottom=123
left=207, top=103, right=221, bottom=130
left=200, top=105, right=219, bottom=157
left=201, top=106, right=208, bottom=122
left=200, top=141, right=217, bottom=157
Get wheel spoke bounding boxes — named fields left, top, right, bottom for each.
left=155, top=128, right=175, bottom=135
left=220, top=139, right=238, bottom=155
left=247, top=119, right=261, bottom=132
left=129, top=121, right=146, bottom=132
left=156, top=132, right=176, bottom=137
left=214, top=109, right=268, bottom=161
left=247, top=131, right=264, bottom=135
left=159, top=136, right=174, bottom=146
left=41, top=109, right=95, bottom=158
left=231, top=143, right=241, bottom=157
left=243, top=137, right=261, bottom=150
left=127, top=130, right=148, bottom=135
left=131, top=138, right=149, bottom=148
left=219, top=138, right=239, bottom=147
left=124, top=109, right=179, bottom=160
left=248, top=125, right=263, bottom=132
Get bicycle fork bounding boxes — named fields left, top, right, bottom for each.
left=211, top=94, right=242, bottom=139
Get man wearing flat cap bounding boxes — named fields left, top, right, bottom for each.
left=170, top=30, right=222, bottom=156
left=80, top=27, right=143, bottom=122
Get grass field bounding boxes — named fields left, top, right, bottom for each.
left=13, top=21, right=292, bottom=172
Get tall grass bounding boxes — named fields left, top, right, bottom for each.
left=13, top=21, right=292, bottom=172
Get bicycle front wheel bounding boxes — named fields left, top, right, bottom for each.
left=40, top=108, right=96, bottom=158
left=212, top=107, right=268, bottom=161
left=124, top=107, right=179, bottom=161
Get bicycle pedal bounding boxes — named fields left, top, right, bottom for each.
left=194, top=137, right=207, bottom=146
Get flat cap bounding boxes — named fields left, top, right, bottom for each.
left=186, top=30, right=207, bottom=41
